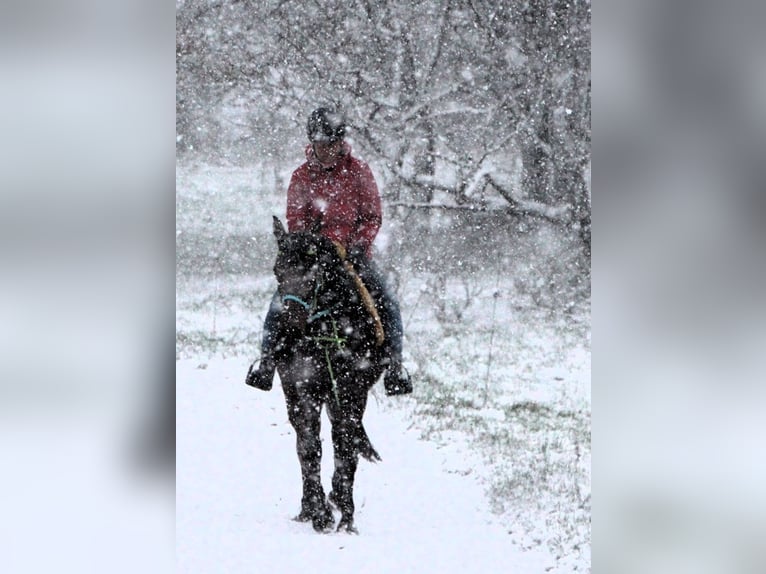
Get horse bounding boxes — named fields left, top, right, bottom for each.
left=265, top=216, right=387, bottom=534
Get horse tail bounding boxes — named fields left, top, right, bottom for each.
left=354, top=421, right=381, bottom=462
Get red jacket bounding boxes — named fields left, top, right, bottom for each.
left=287, top=143, right=382, bottom=258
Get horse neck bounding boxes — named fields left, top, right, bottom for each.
left=312, top=260, right=370, bottom=330
left=316, top=260, right=355, bottom=311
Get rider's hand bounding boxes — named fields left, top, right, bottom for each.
left=348, top=244, right=367, bottom=264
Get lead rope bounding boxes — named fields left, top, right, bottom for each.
left=332, top=242, right=385, bottom=346
left=313, top=318, right=345, bottom=406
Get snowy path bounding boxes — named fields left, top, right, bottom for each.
left=177, top=358, right=549, bottom=573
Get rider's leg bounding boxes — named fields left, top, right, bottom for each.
left=353, top=256, right=412, bottom=396
left=245, top=290, right=282, bottom=391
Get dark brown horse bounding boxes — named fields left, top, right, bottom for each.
left=268, top=216, right=386, bottom=533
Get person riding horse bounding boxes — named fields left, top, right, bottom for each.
left=247, top=106, right=412, bottom=396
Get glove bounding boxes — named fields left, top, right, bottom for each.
left=347, top=244, right=368, bottom=265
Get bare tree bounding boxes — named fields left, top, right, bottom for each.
left=176, top=0, right=590, bottom=252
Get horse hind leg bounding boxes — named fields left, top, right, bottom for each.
left=327, top=385, right=379, bottom=532
left=349, top=385, right=380, bottom=462
left=335, top=420, right=379, bottom=532
left=329, top=465, right=359, bottom=534
left=353, top=420, right=381, bottom=462
left=328, top=419, right=363, bottom=533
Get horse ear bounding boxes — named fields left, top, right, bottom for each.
left=273, top=216, right=287, bottom=243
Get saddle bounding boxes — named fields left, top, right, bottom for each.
left=333, top=242, right=385, bottom=347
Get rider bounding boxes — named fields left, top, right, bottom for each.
left=246, top=106, right=412, bottom=396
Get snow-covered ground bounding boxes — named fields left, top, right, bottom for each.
left=177, top=358, right=550, bottom=573
left=176, top=162, right=591, bottom=573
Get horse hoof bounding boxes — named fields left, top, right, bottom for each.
left=292, top=509, right=312, bottom=523
left=312, top=521, right=333, bottom=533
left=337, top=518, right=359, bottom=534
left=311, top=507, right=335, bottom=533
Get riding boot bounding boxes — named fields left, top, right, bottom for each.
left=377, top=284, right=412, bottom=395
left=348, top=251, right=412, bottom=396
left=379, top=296, right=411, bottom=395
left=245, top=355, right=276, bottom=391
left=245, top=291, right=281, bottom=391
left=383, top=355, right=412, bottom=396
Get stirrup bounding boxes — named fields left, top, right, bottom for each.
left=245, top=360, right=275, bottom=391
left=384, top=363, right=412, bottom=396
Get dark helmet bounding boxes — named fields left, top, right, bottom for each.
left=307, top=107, right=346, bottom=143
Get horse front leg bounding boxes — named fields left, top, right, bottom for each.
left=283, top=380, right=334, bottom=532
left=327, top=394, right=365, bottom=534
left=330, top=420, right=359, bottom=533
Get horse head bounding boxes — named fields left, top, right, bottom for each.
left=272, top=216, right=342, bottom=336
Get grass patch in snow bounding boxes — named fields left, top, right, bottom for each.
left=400, top=280, right=590, bottom=573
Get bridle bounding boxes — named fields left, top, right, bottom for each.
left=281, top=283, right=335, bottom=325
